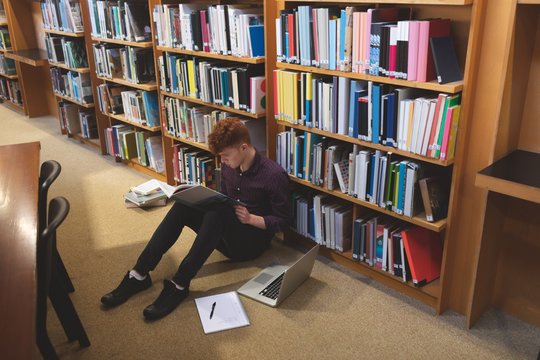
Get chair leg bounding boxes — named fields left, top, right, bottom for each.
left=54, top=247, right=75, bottom=293
left=49, top=277, right=90, bottom=347
left=37, top=330, right=59, bottom=360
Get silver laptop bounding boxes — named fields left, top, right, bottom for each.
left=237, top=244, right=319, bottom=307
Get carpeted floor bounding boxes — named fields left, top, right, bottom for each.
left=1, top=105, right=539, bottom=359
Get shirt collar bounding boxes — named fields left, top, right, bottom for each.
left=237, top=149, right=261, bottom=176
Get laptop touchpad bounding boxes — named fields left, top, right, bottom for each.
left=254, top=273, right=274, bottom=284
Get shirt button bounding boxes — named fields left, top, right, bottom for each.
left=237, top=187, right=240, bottom=191
left=239, top=173, right=242, bottom=176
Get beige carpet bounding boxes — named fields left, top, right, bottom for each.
left=1, top=105, right=538, bottom=360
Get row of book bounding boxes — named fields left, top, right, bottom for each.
left=0, top=54, right=16, bottom=76
left=277, top=131, right=450, bottom=221
left=104, top=125, right=164, bottom=172
left=45, top=35, right=88, bottom=69
left=292, top=193, right=443, bottom=286
left=153, top=3, right=265, bottom=58
left=172, top=145, right=217, bottom=189
left=0, top=28, right=11, bottom=50
left=40, top=0, right=84, bottom=33
left=96, top=83, right=159, bottom=127
left=0, top=78, right=22, bottom=105
left=58, top=101, right=97, bottom=138
left=277, top=6, right=461, bottom=84
left=87, top=0, right=151, bottom=42
left=275, top=69, right=461, bottom=161
left=50, top=68, right=93, bottom=104
left=93, top=44, right=155, bottom=84
left=159, top=54, right=266, bottom=114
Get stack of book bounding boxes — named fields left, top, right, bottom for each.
left=0, top=28, right=11, bottom=50
left=41, top=0, right=84, bottom=33
left=0, top=54, right=16, bottom=75
left=124, top=179, right=191, bottom=207
left=50, top=68, right=93, bottom=104
left=0, top=78, right=22, bottom=104
left=92, top=44, right=155, bottom=84
left=45, top=35, right=88, bottom=68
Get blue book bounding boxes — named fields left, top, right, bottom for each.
left=385, top=93, right=396, bottom=147
left=396, top=160, right=409, bottom=214
left=329, top=19, right=337, bottom=70
left=368, top=153, right=376, bottom=201
left=308, top=207, right=315, bottom=239
left=371, top=84, right=382, bottom=144
left=221, top=70, right=229, bottom=107
left=339, top=10, right=347, bottom=68
left=142, top=91, right=159, bottom=127
left=296, top=135, right=305, bottom=179
left=248, top=25, right=265, bottom=57
left=168, top=55, right=179, bottom=93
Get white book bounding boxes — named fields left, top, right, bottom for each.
left=195, top=291, right=250, bottom=334
left=420, top=99, right=438, bottom=156
left=337, top=77, right=351, bottom=135
left=414, top=98, right=431, bottom=154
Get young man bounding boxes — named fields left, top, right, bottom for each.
left=101, top=118, right=291, bottom=320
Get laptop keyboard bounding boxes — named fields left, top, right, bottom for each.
left=259, top=273, right=284, bottom=300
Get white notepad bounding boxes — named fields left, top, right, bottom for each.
left=194, top=291, right=250, bottom=334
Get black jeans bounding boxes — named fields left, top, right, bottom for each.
left=133, top=202, right=273, bottom=288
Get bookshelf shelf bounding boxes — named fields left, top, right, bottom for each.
left=163, top=133, right=211, bottom=152
left=69, top=133, right=101, bottom=149
left=97, top=75, right=158, bottom=91
left=290, top=176, right=446, bottom=232
left=276, top=120, right=454, bottom=166
left=54, top=92, right=95, bottom=108
left=4, top=49, right=48, bottom=67
left=475, top=150, right=540, bottom=204
left=124, top=158, right=167, bottom=182
left=0, top=21, right=7, bottom=26
left=91, top=37, right=153, bottom=48
left=156, top=46, right=265, bottom=64
left=106, top=112, right=161, bottom=132
left=49, top=62, right=90, bottom=73
left=276, top=62, right=464, bottom=94
left=288, top=231, right=440, bottom=308
left=0, top=72, right=17, bottom=79
left=43, top=28, right=85, bottom=37
left=161, top=90, right=266, bottom=119
left=518, top=0, right=540, bottom=4
left=2, top=99, right=24, bottom=113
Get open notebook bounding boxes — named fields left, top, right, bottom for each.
left=194, top=291, right=250, bottom=334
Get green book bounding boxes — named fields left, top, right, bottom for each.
left=434, top=94, right=461, bottom=159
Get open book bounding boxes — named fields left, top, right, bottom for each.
left=131, top=179, right=192, bottom=198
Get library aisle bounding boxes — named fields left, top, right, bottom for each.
left=0, top=108, right=538, bottom=359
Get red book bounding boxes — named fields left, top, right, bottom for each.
left=312, top=8, right=319, bottom=65
left=287, top=14, right=295, bottom=62
left=200, top=10, right=210, bottom=52
left=401, top=227, right=442, bottom=286
left=388, top=26, right=398, bottom=78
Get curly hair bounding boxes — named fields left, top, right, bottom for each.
left=208, top=118, right=252, bottom=154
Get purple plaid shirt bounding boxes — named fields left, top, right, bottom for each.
left=220, top=151, right=291, bottom=234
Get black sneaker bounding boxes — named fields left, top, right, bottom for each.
left=143, top=280, right=189, bottom=320
left=101, top=272, right=152, bottom=307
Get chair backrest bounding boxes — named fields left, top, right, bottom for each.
left=38, top=160, right=61, bottom=233
left=36, top=196, right=70, bottom=327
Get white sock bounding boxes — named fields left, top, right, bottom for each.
left=171, top=280, right=185, bottom=290
left=129, top=269, right=146, bottom=281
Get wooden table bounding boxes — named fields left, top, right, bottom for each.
left=0, top=141, right=40, bottom=359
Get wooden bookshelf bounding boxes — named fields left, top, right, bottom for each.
left=156, top=46, right=265, bottom=64
left=161, top=90, right=265, bottom=119
left=97, top=75, right=158, bottom=91
left=43, top=28, right=85, bottom=37
left=276, top=120, right=454, bottom=166
left=464, top=1, right=540, bottom=328
left=266, top=0, right=482, bottom=316
left=124, top=158, right=167, bottom=182
left=276, top=62, right=464, bottom=94
left=2, top=98, right=24, bottom=113
left=91, top=37, right=152, bottom=48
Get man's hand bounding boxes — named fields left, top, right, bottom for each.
left=234, top=205, right=252, bottom=224
left=233, top=205, right=267, bottom=230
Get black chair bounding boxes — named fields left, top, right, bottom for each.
left=36, top=197, right=90, bottom=360
left=39, top=160, right=74, bottom=293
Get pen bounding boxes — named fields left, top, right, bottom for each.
left=209, top=302, right=216, bottom=319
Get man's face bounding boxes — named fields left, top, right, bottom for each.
left=219, top=144, right=247, bottom=169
